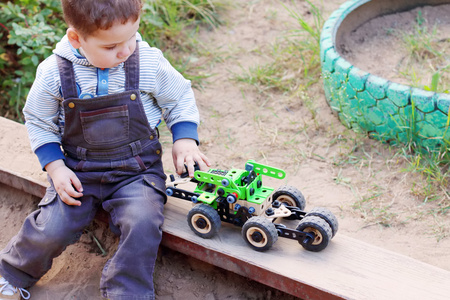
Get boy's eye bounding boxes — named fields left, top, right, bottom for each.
left=105, top=45, right=116, bottom=50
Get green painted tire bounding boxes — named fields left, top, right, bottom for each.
left=321, top=0, right=450, bottom=150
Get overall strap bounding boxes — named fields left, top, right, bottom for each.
left=56, top=55, right=78, bottom=99
left=124, top=42, right=140, bottom=90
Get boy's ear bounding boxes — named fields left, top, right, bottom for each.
left=67, top=28, right=82, bottom=49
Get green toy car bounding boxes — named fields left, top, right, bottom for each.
left=166, top=160, right=338, bottom=252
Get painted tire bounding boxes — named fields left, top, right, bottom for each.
left=321, top=0, right=450, bottom=149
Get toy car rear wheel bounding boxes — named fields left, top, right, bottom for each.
left=242, top=216, right=278, bottom=252
left=187, top=204, right=221, bottom=239
left=272, top=185, right=306, bottom=220
left=306, top=207, right=339, bottom=238
left=296, top=216, right=332, bottom=252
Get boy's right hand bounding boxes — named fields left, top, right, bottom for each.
left=45, top=159, right=83, bottom=206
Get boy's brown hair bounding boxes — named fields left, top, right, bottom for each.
left=61, top=0, right=142, bottom=37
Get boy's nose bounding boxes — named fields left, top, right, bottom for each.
left=118, top=47, right=131, bottom=59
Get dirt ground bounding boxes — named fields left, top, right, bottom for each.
left=1, top=0, right=450, bottom=299
left=340, top=3, right=450, bottom=88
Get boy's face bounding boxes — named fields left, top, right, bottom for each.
left=67, top=18, right=140, bottom=69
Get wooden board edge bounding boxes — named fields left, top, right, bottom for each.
left=160, top=232, right=345, bottom=300
left=0, top=166, right=47, bottom=198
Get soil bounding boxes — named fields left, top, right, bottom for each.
left=340, top=4, right=450, bottom=90
left=1, top=0, right=450, bottom=299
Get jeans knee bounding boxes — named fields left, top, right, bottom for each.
left=121, top=210, right=163, bottom=240
left=37, top=221, right=83, bottom=247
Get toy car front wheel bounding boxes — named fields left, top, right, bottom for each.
left=187, top=204, right=221, bottom=239
left=242, top=216, right=278, bottom=252
left=296, top=216, right=332, bottom=252
left=272, top=185, right=306, bottom=219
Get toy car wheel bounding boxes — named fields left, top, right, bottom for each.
left=272, top=185, right=306, bottom=220
left=306, top=207, right=339, bottom=238
left=296, top=216, right=332, bottom=252
left=187, top=204, right=221, bottom=239
left=242, top=216, right=278, bottom=252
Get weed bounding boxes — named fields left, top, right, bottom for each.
left=232, top=0, right=324, bottom=98
left=401, top=150, right=450, bottom=203
left=398, top=10, right=450, bottom=93
left=429, top=213, right=450, bottom=241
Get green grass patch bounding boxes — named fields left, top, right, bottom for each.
left=233, top=0, right=324, bottom=98
left=399, top=10, right=450, bottom=94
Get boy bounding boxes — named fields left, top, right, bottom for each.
left=0, top=0, right=210, bottom=299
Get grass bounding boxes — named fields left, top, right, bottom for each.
left=139, top=0, right=230, bottom=87
left=232, top=0, right=323, bottom=103
left=398, top=10, right=450, bottom=94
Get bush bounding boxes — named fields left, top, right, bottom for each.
left=0, top=0, right=223, bottom=122
left=0, top=0, right=64, bottom=122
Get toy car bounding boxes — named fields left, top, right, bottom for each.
left=165, top=160, right=338, bottom=252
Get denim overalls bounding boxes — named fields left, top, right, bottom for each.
left=0, top=43, right=167, bottom=300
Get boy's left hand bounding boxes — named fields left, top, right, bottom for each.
left=172, top=138, right=211, bottom=177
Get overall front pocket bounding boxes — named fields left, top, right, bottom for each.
left=35, top=187, right=58, bottom=226
left=80, top=105, right=129, bottom=145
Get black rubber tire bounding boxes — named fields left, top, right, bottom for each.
left=306, top=207, right=339, bottom=238
left=187, top=204, right=221, bottom=239
left=321, top=0, right=450, bottom=150
left=242, top=216, right=278, bottom=252
left=272, top=185, right=306, bottom=220
left=296, top=216, right=332, bottom=252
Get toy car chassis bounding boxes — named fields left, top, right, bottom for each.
left=166, top=160, right=338, bottom=252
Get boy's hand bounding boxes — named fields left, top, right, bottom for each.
left=45, top=159, right=83, bottom=206
left=172, top=138, right=211, bottom=177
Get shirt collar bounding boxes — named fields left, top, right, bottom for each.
left=68, top=41, right=85, bottom=59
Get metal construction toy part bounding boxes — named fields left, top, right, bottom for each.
left=166, top=160, right=338, bottom=252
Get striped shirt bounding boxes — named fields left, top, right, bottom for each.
left=23, top=33, right=199, bottom=168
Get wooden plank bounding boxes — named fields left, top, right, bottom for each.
left=162, top=198, right=450, bottom=300
left=0, top=117, right=47, bottom=186
left=0, top=167, right=47, bottom=198
left=1, top=116, right=450, bottom=299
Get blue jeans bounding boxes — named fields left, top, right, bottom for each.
left=0, top=155, right=166, bottom=300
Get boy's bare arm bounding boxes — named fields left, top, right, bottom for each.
left=172, top=138, right=211, bottom=178
left=45, top=159, right=84, bottom=206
